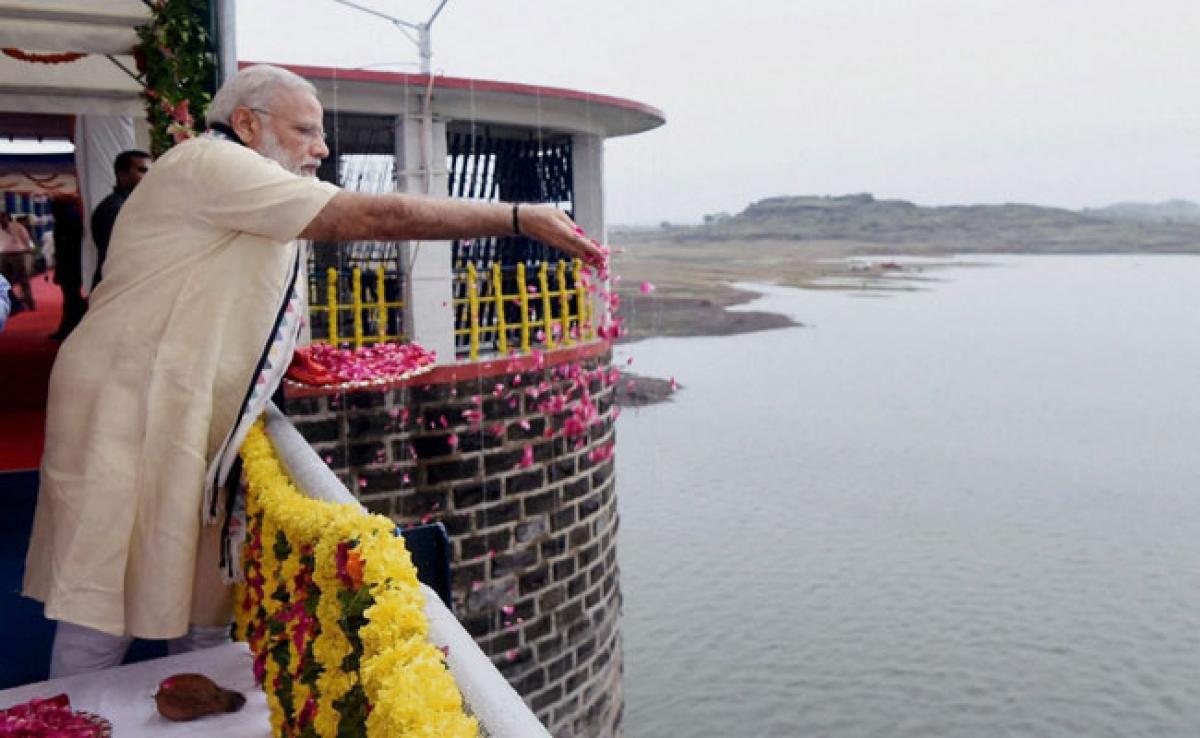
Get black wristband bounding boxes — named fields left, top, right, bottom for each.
left=512, top=203, right=521, bottom=236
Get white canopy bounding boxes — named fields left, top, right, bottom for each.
left=0, top=1, right=148, bottom=117
left=0, top=54, right=142, bottom=117
left=0, top=1, right=148, bottom=54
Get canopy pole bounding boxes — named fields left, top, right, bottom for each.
left=214, top=0, right=237, bottom=84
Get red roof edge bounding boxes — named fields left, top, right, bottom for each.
left=240, top=61, right=665, bottom=123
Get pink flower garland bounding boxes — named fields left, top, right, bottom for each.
left=307, top=342, right=437, bottom=383
left=0, top=694, right=111, bottom=737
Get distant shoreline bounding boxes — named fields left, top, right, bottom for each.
left=614, top=254, right=948, bottom=344
left=616, top=286, right=800, bottom=343
left=609, top=254, right=990, bottom=407
left=608, top=192, right=1200, bottom=406
left=611, top=258, right=941, bottom=406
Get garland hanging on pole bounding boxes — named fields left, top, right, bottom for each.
left=135, top=0, right=217, bottom=156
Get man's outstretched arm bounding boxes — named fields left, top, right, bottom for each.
left=300, top=192, right=605, bottom=267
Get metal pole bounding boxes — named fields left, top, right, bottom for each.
left=330, top=0, right=450, bottom=74
left=428, top=0, right=451, bottom=24
left=420, top=0, right=450, bottom=74
left=215, top=0, right=237, bottom=84
left=418, top=23, right=432, bottom=75
left=332, top=0, right=420, bottom=30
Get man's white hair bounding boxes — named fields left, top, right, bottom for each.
left=206, top=64, right=318, bottom=126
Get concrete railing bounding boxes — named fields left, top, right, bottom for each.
left=263, top=403, right=551, bottom=738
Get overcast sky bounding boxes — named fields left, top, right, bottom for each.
left=239, top=1, right=1200, bottom=225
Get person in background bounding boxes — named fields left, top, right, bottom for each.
left=18, top=215, right=46, bottom=277
left=41, top=221, right=56, bottom=272
left=49, top=197, right=86, bottom=340
left=89, top=149, right=151, bottom=287
left=0, top=211, right=35, bottom=310
left=0, top=273, right=11, bottom=332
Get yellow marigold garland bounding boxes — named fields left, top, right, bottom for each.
left=235, top=423, right=477, bottom=738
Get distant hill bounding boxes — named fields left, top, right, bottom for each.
left=1084, top=199, right=1200, bottom=223
left=616, top=194, right=1200, bottom=254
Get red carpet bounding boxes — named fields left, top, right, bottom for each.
left=0, top=275, right=62, bottom=471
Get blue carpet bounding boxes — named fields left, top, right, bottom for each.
left=0, top=471, right=164, bottom=689
left=0, top=471, right=55, bottom=688
left=0, top=475, right=451, bottom=690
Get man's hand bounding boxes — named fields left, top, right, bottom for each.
left=518, top=204, right=607, bottom=269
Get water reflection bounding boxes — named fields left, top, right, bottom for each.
left=617, top=255, right=1200, bottom=737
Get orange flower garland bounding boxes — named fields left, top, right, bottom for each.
left=234, top=423, right=477, bottom=738
left=1, top=49, right=86, bottom=65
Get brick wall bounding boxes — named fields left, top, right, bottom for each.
left=283, top=344, right=623, bottom=737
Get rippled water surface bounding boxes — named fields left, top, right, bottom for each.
left=615, top=256, right=1200, bottom=738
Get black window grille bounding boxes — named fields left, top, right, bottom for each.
left=447, top=125, right=576, bottom=357
left=307, top=113, right=405, bottom=344
left=303, top=114, right=579, bottom=354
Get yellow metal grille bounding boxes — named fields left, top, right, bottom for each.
left=309, top=266, right=406, bottom=348
left=454, top=259, right=594, bottom=360
left=309, top=260, right=595, bottom=358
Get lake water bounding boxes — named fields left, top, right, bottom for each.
left=614, top=255, right=1200, bottom=738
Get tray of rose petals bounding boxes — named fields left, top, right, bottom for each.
left=0, top=694, right=112, bottom=737
left=284, top=342, right=437, bottom=391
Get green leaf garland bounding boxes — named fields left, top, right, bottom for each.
left=136, top=0, right=217, bottom=157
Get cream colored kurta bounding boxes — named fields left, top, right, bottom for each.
left=23, top=137, right=339, bottom=638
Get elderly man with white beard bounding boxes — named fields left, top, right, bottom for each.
left=23, top=64, right=607, bottom=677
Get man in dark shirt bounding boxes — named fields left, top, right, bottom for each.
left=49, top=197, right=86, bottom=340
left=90, top=149, right=150, bottom=288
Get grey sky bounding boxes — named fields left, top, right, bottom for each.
left=239, top=1, right=1200, bottom=225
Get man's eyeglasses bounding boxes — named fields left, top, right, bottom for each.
left=249, top=108, right=327, bottom=144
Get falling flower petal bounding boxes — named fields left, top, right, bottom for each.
left=517, top=445, right=534, bottom=468
left=588, top=442, right=615, bottom=464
